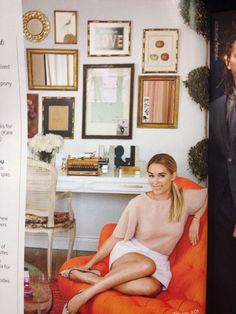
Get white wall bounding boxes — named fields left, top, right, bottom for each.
left=23, top=0, right=207, bottom=251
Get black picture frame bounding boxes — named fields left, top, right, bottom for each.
left=82, top=63, right=134, bottom=139
left=42, top=97, right=74, bottom=138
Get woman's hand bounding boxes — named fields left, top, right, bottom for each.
left=82, top=235, right=120, bottom=269
left=189, top=216, right=200, bottom=246
left=75, top=264, right=91, bottom=271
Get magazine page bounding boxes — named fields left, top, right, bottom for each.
left=0, top=0, right=26, bottom=313
left=22, top=0, right=208, bottom=313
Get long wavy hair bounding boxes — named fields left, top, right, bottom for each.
left=147, top=153, right=183, bottom=222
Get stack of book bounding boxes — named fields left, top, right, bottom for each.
left=67, top=158, right=99, bottom=176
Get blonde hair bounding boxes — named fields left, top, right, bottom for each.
left=147, top=153, right=183, bottom=222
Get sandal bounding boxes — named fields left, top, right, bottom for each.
left=62, top=302, right=71, bottom=314
left=60, top=267, right=101, bottom=280
left=62, top=290, right=84, bottom=314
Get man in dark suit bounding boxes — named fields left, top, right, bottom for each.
left=208, top=35, right=236, bottom=314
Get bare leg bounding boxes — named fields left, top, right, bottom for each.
left=67, top=253, right=160, bottom=313
left=68, top=253, right=161, bottom=296
left=69, top=271, right=161, bottom=296
left=115, top=276, right=161, bottom=296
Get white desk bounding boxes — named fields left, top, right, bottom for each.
left=57, top=171, right=150, bottom=194
left=53, top=171, right=150, bottom=251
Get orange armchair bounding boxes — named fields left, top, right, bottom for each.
left=58, top=177, right=207, bottom=314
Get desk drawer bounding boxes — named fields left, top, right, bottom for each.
left=56, top=180, right=84, bottom=192
left=86, top=181, right=149, bottom=194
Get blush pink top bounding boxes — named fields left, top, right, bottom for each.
left=112, top=189, right=207, bottom=256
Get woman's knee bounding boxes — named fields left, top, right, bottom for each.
left=144, top=278, right=162, bottom=297
left=120, top=253, right=156, bottom=275
left=130, top=277, right=161, bottom=297
left=115, top=277, right=162, bottom=297
left=139, top=256, right=156, bottom=275
left=112, top=253, right=156, bottom=276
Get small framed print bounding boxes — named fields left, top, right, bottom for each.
left=82, top=63, right=134, bottom=139
left=27, top=93, right=39, bottom=138
left=142, top=29, right=179, bottom=73
left=137, top=75, right=180, bottom=128
left=42, top=97, right=74, bottom=138
left=54, top=10, right=78, bottom=44
left=88, top=20, right=131, bottom=56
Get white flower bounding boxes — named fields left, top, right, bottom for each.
left=28, top=133, right=64, bottom=154
left=47, top=133, right=64, bottom=149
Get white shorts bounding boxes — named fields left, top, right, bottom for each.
left=109, top=238, right=172, bottom=290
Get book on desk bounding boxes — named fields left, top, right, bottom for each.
left=67, top=158, right=99, bottom=176
left=118, top=166, right=140, bottom=176
left=66, top=158, right=141, bottom=177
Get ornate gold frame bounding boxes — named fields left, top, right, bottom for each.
left=23, top=10, right=50, bottom=42
left=27, top=49, right=78, bottom=91
left=137, top=75, right=179, bottom=128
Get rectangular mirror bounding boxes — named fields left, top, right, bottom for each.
left=26, top=48, right=78, bottom=90
left=137, top=75, right=179, bottom=128
left=82, top=63, right=134, bottom=139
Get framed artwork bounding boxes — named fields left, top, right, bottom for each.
left=54, top=10, right=78, bottom=44
left=23, top=10, right=50, bottom=43
left=88, top=20, right=131, bottom=56
left=137, top=75, right=179, bottom=128
left=142, top=29, right=179, bottom=73
left=42, top=97, right=75, bottom=138
left=27, top=48, right=78, bottom=90
left=82, top=63, right=134, bottom=139
left=27, top=93, right=39, bottom=138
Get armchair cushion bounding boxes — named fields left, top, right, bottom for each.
left=58, top=177, right=207, bottom=314
left=25, top=212, right=74, bottom=228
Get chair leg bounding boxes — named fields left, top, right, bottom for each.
left=67, top=224, right=76, bottom=260
left=47, top=230, right=53, bottom=281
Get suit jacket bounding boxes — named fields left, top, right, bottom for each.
left=209, top=95, right=236, bottom=216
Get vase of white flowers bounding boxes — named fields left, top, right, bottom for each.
left=28, top=133, right=64, bottom=164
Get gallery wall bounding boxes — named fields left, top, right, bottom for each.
left=22, top=0, right=207, bottom=180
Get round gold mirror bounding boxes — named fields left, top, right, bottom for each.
left=23, top=11, right=50, bottom=42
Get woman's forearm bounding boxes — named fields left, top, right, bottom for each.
left=86, top=235, right=121, bottom=268
left=194, top=194, right=208, bottom=220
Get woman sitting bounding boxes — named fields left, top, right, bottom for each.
left=60, top=153, right=207, bottom=314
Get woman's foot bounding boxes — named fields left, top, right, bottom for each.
left=60, top=267, right=101, bottom=283
left=62, top=290, right=90, bottom=314
left=68, top=269, right=101, bottom=284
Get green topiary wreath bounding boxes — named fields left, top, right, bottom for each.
left=179, top=0, right=209, bottom=40
left=188, top=138, right=208, bottom=182
left=183, top=66, right=209, bottom=111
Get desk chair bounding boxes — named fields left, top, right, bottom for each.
left=25, top=158, right=76, bottom=280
